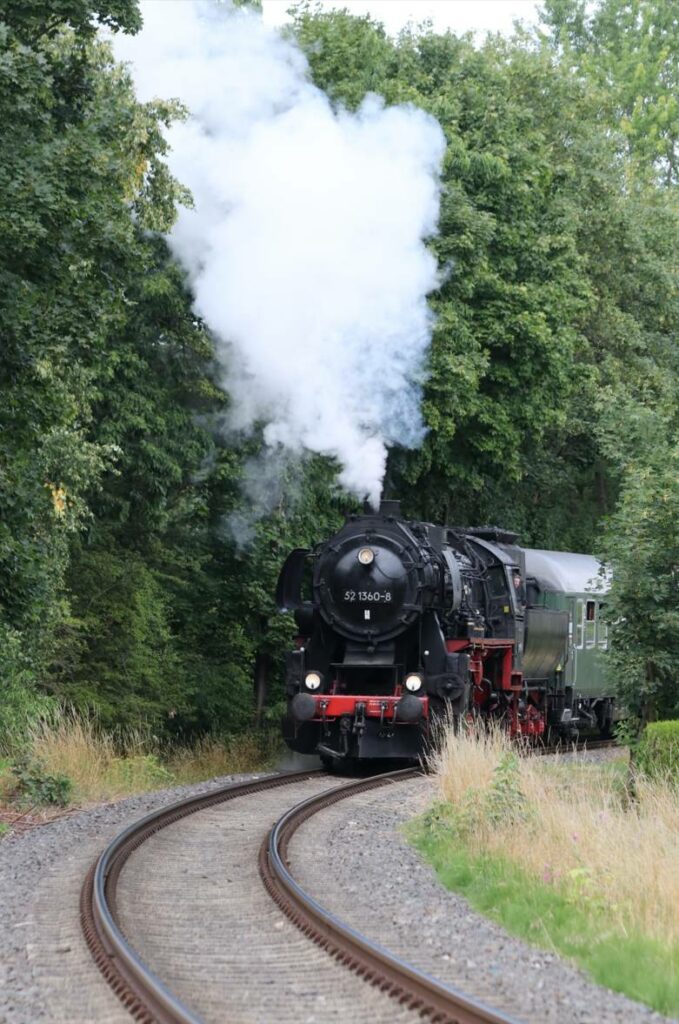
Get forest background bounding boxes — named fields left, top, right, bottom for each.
left=1, top=0, right=677, bottom=760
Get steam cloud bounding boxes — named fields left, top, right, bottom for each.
left=114, top=1, right=445, bottom=508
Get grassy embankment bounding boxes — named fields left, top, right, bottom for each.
left=0, top=711, right=281, bottom=816
left=410, top=726, right=679, bottom=1017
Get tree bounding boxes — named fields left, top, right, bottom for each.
left=0, top=0, right=346, bottom=738
left=0, top=1, right=192, bottom=730
left=539, top=0, right=679, bottom=720
left=3, top=0, right=677, bottom=740
left=597, top=385, right=679, bottom=722
left=541, top=0, right=679, bottom=185
left=291, top=5, right=679, bottom=724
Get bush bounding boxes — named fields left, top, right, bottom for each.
left=635, top=721, right=679, bottom=783
left=10, top=758, right=73, bottom=807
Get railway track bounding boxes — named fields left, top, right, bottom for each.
left=80, top=769, right=321, bottom=1024
left=81, top=767, right=523, bottom=1024
left=82, top=740, right=617, bottom=1024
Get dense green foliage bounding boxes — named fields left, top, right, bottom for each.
left=293, top=5, right=678, bottom=544
left=542, top=0, right=679, bottom=185
left=1, top=0, right=676, bottom=742
left=0, top=0, right=343, bottom=742
left=292, top=2, right=679, bottom=723
left=537, top=0, right=679, bottom=721
left=636, top=721, right=679, bottom=782
left=597, top=391, right=679, bottom=720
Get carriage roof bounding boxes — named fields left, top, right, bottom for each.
left=524, top=549, right=609, bottom=596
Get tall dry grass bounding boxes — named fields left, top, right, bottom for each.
left=429, top=723, right=679, bottom=945
left=168, top=730, right=280, bottom=784
left=23, top=710, right=280, bottom=805
left=27, top=713, right=172, bottom=803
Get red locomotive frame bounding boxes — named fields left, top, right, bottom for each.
left=447, top=638, right=544, bottom=738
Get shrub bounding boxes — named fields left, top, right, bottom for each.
left=635, top=721, right=679, bottom=783
left=10, top=758, right=73, bottom=807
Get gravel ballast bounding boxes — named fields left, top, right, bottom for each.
left=0, top=773, right=270, bottom=1024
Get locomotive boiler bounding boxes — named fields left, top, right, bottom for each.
left=276, top=500, right=612, bottom=765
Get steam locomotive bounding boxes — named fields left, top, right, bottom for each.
left=276, top=500, right=613, bottom=765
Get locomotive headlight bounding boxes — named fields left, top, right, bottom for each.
left=304, top=671, right=322, bottom=691
left=405, top=673, right=423, bottom=693
left=357, top=547, right=375, bottom=565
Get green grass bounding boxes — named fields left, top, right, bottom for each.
left=411, top=823, right=679, bottom=1017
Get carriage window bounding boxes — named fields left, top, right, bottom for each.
left=575, top=600, right=584, bottom=649
left=585, top=600, right=596, bottom=647
left=598, top=602, right=609, bottom=649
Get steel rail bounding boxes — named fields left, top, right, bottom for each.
left=260, top=767, right=522, bottom=1024
left=80, top=769, right=326, bottom=1024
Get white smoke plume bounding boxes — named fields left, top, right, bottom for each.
left=225, top=445, right=307, bottom=548
left=114, top=1, right=445, bottom=508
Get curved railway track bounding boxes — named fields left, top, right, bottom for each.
left=81, top=767, right=522, bottom=1024
left=82, top=741, right=617, bottom=1024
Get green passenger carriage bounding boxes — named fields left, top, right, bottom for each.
left=524, top=549, right=613, bottom=737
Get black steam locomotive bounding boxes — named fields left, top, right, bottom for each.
left=276, top=501, right=612, bottom=764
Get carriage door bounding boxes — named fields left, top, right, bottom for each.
left=567, top=598, right=584, bottom=687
